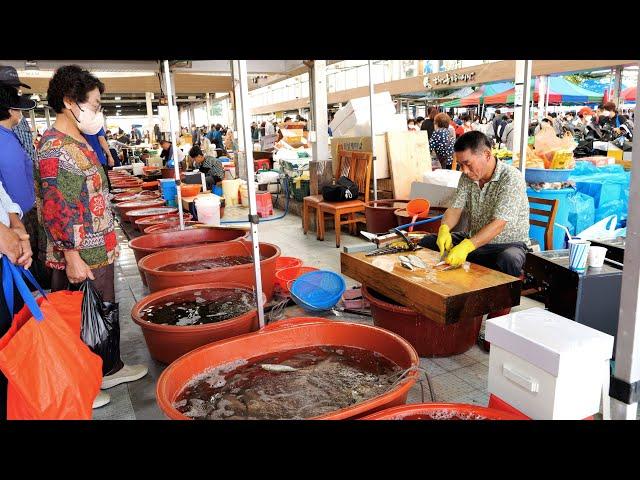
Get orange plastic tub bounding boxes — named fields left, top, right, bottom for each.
left=180, top=184, right=201, bottom=197
left=275, top=256, right=303, bottom=272
left=360, top=403, right=529, bottom=420
left=156, top=317, right=419, bottom=420
left=129, top=227, right=249, bottom=285
left=275, top=266, right=319, bottom=294
left=362, top=285, right=482, bottom=357
left=139, top=240, right=281, bottom=300
left=126, top=207, right=178, bottom=223
left=131, top=282, right=264, bottom=364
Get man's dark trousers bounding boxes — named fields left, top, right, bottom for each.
left=419, top=232, right=528, bottom=277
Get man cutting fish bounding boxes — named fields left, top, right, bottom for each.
left=419, top=131, right=530, bottom=278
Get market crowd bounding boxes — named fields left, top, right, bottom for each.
left=405, top=103, right=634, bottom=170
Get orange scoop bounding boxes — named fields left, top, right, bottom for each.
left=406, top=198, right=430, bottom=232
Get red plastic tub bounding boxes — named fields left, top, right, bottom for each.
left=156, top=317, right=419, bottom=420
left=275, top=256, right=303, bottom=272
left=275, top=266, right=319, bottom=294
left=362, top=285, right=482, bottom=357
left=139, top=240, right=281, bottom=300
left=134, top=212, right=193, bottom=233
left=116, top=199, right=166, bottom=222
left=126, top=207, right=178, bottom=223
left=360, top=403, right=529, bottom=420
left=128, top=227, right=250, bottom=285
left=365, top=199, right=409, bottom=234
left=131, top=282, right=264, bottom=364
left=143, top=221, right=200, bottom=234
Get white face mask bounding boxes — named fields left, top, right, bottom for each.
left=600, top=111, right=609, bottom=118
left=585, top=115, right=593, bottom=122
left=67, top=101, right=104, bottom=135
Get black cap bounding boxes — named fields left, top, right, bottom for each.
left=0, top=65, right=31, bottom=89
left=0, top=85, right=36, bottom=110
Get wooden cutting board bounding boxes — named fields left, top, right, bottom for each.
left=341, top=248, right=521, bottom=324
left=386, top=131, right=431, bottom=199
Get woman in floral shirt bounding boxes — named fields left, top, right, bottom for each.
left=429, top=113, right=456, bottom=169
left=36, top=65, right=147, bottom=401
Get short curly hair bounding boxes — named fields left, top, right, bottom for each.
left=47, top=65, right=105, bottom=113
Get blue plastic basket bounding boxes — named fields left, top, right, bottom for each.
left=525, top=168, right=573, bottom=183
left=289, top=270, right=346, bottom=311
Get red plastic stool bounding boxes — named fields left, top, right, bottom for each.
left=254, top=159, right=270, bottom=171
left=256, top=192, right=273, bottom=218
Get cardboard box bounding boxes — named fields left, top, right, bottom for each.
left=330, top=135, right=389, bottom=179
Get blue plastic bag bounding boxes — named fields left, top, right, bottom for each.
left=566, top=191, right=595, bottom=236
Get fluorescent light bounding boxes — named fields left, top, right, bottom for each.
left=116, top=105, right=121, bottom=108
left=114, top=96, right=121, bottom=100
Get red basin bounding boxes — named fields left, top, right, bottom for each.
left=128, top=227, right=250, bottom=285
left=131, top=282, right=264, bottom=364
left=362, top=285, right=482, bottom=357
left=134, top=212, right=193, bottom=233
left=360, top=403, right=529, bottom=420
left=126, top=207, right=178, bottom=223
left=139, top=241, right=281, bottom=300
left=116, top=199, right=166, bottom=222
left=143, top=221, right=201, bottom=234
left=156, top=317, right=419, bottom=420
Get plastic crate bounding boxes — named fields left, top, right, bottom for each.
left=288, top=177, right=310, bottom=201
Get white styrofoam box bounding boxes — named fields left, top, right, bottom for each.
left=422, top=169, right=462, bottom=188
left=623, top=151, right=632, bottom=161
left=330, top=91, right=396, bottom=138
left=257, top=171, right=280, bottom=184
left=486, top=308, right=614, bottom=419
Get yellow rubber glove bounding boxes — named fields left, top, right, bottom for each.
left=436, top=224, right=453, bottom=257
left=445, top=238, right=476, bottom=267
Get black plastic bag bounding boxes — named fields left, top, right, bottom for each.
left=79, top=280, right=121, bottom=376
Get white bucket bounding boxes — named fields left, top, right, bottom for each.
left=194, top=195, right=221, bottom=226
left=221, top=179, right=241, bottom=206
left=132, top=162, right=145, bottom=176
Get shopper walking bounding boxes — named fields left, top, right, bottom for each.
left=37, top=65, right=147, bottom=407
left=430, top=113, right=456, bottom=169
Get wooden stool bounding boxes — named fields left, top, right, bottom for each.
left=303, top=195, right=323, bottom=239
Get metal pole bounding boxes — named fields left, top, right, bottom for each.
left=545, top=76, right=550, bottom=114
left=613, top=67, right=623, bottom=107
left=538, top=75, right=547, bottom=119
left=368, top=60, right=378, bottom=201
left=28, top=109, right=36, bottom=133
left=233, top=60, right=265, bottom=329
left=513, top=60, right=532, bottom=174
left=610, top=78, right=640, bottom=420
left=205, top=93, right=211, bottom=128
left=310, top=60, right=329, bottom=161
left=145, top=92, right=154, bottom=143
left=162, top=60, right=185, bottom=231
left=44, top=106, right=51, bottom=128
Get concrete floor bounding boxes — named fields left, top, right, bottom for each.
left=94, top=206, right=546, bottom=420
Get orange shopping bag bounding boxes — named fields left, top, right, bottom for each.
left=0, top=258, right=103, bottom=420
